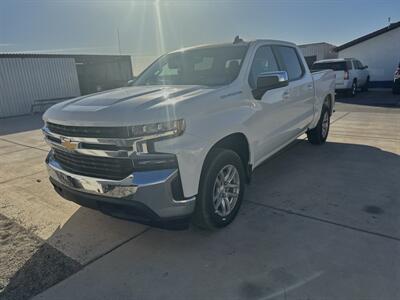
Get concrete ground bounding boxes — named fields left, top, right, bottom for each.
left=0, top=90, right=399, bottom=300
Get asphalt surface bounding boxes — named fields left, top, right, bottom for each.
left=0, top=90, right=399, bottom=300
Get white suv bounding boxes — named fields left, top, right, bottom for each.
left=312, top=58, right=369, bottom=96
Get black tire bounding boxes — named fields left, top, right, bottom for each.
left=193, top=148, right=245, bottom=230
left=393, top=82, right=400, bottom=94
left=307, top=104, right=330, bottom=145
left=348, top=80, right=357, bottom=97
left=361, top=77, right=369, bottom=92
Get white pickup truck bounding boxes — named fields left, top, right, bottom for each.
left=43, top=39, right=335, bottom=230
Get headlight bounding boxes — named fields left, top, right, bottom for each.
left=129, top=119, right=185, bottom=138
left=132, top=119, right=185, bottom=153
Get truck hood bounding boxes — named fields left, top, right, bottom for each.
left=43, top=85, right=217, bottom=126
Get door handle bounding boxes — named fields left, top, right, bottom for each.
left=307, top=84, right=313, bottom=89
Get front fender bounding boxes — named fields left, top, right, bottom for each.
left=155, top=103, right=254, bottom=198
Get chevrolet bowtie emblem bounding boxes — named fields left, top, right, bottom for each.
left=61, top=137, right=79, bottom=151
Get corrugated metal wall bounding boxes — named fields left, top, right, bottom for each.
left=299, top=43, right=338, bottom=60
left=0, top=57, right=80, bottom=118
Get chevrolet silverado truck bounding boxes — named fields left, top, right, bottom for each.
left=43, top=39, right=335, bottom=230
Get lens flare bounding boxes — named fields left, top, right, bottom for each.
left=154, top=0, right=165, bottom=55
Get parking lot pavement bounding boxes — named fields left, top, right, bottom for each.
left=34, top=203, right=400, bottom=300
left=0, top=116, right=148, bottom=299
left=1, top=91, right=400, bottom=299
left=335, top=90, right=400, bottom=113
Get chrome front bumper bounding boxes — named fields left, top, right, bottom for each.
left=46, top=152, right=196, bottom=219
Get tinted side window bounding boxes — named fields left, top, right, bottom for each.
left=312, top=62, right=347, bottom=71
left=248, top=46, right=280, bottom=89
left=346, top=61, right=353, bottom=70
left=276, top=46, right=304, bottom=81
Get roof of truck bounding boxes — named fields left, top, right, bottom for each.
left=171, top=39, right=297, bottom=53
left=314, top=58, right=352, bottom=63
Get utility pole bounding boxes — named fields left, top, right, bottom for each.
left=117, top=28, right=122, bottom=54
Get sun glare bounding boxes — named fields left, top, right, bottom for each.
left=154, top=0, right=166, bottom=55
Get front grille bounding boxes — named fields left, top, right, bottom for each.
left=47, top=122, right=130, bottom=139
left=53, top=149, right=133, bottom=180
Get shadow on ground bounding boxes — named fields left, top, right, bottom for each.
left=0, top=214, right=81, bottom=300
left=2, top=140, right=400, bottom=300
left=0, top=114, right=44, bottom=136
left=336, top=90, right=400, bottom=107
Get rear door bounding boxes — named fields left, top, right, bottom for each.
left=274, top=45, right=314, bottom=136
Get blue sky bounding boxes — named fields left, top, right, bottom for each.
left=1, top=0, right=399, bottom=73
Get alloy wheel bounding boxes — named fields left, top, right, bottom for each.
left=321, top=111, right=329, bottom=138
left=212, top=164, right=240, bottom=217
left=352, top=82, right=357, bottom=96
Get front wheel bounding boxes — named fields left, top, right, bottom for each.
left=361, top=77, right=369, bottom=92
left=307, top=104, right=330, bottom=145
left=193, top=148, right=245, bottom=230
left=393, top=82, right=400, bottom=94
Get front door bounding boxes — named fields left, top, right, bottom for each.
left=245, top=45, right=292, bottom=165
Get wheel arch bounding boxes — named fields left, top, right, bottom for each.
left=202, top=133, right=252, bottom=183
left=325, top=94, right=333, bottom=115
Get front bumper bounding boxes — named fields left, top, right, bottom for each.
left=46, top=152, right=196, bottom=227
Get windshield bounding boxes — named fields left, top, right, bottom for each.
left=312, top=61, right=348, bottom=71
left=134, top=45, right=248, bottom=86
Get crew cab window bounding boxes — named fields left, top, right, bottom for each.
left=248, top=46, right=280, bottom=89
left=275, top=46, right=304, bottom=81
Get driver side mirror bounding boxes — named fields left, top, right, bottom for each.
left=363, top=65, right=368, bottom=69
left=252, top=71, right=289, bottom=100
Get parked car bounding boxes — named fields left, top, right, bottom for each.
left=42, top=39, right=335, bottom=230
left=312, top=58, right=369, bottom=96
left=393, top=63, right=400, bottom=94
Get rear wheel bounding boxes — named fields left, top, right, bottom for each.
left=361, top=77, right=369, bottom=92
left=393, top=81, right=400, bottom=94
left=307, top=104, right=330, bottom=145
left=193, top=148, right=245, bottom=230
left=349, top=81, right=357, bottom=97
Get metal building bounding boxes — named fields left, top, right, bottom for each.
left=0, top=54, right=133, bottom=118
left=298, top=42, right=338, bottom=68
left=335, top=21, right=400, bottom=88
